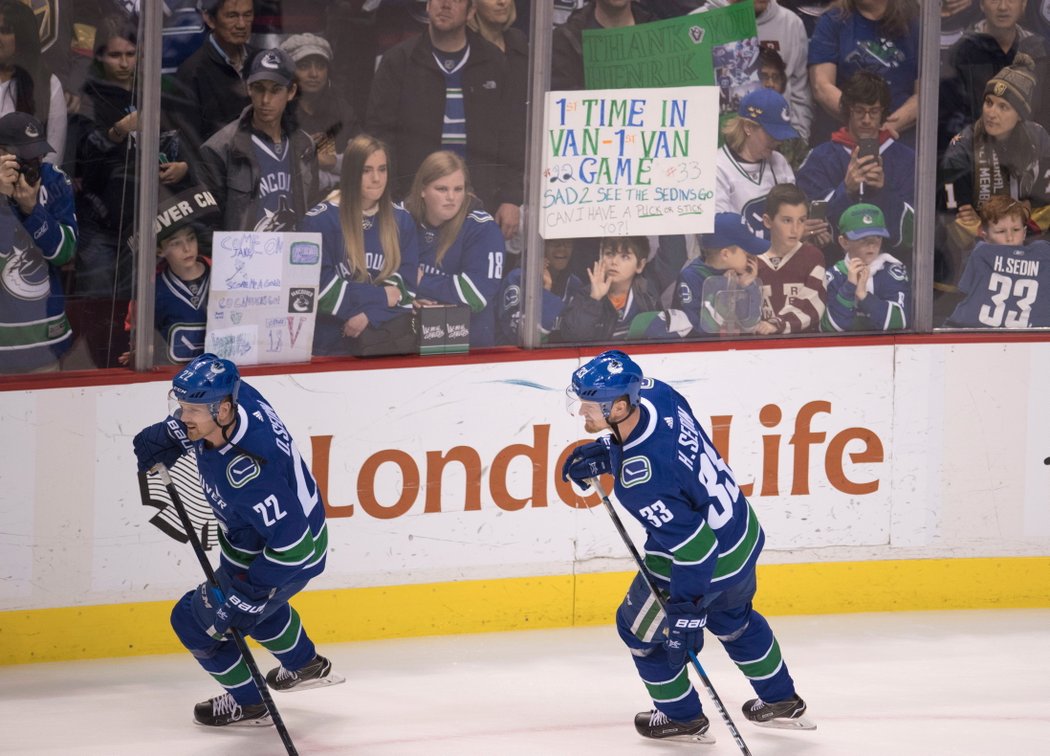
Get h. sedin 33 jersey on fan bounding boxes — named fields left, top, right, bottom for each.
left=188, top=381, right=328, bottom=589
left=608, top=379, right=764, bottom=604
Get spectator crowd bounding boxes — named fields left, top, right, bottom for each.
left=4, top=0, right=1050, bottom=374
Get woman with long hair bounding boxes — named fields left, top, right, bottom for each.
left=0, top=0, right=66, bottom=164
left=300, top=133, right=419, bottom=356
left=405, top=150, right=506, bottom=347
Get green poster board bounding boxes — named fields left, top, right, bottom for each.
left=582, top=1, right=759, bottom=90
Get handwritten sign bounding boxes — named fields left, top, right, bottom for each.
left=582, top=2, right=759, bottom=114
left=540, top=87, right=719, bottom=239
left=205, top=231, right=322, bottom=365
left=583, top=2, right=758, bottom=90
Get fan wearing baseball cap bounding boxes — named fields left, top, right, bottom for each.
left=0, top=111, right=79, bottom=372
left=717, top=88, right=800, bottom=238
left=198, top=47, right=320, bottom=232
left=821, top=203, right=910, bottom=332
left=673, top=212, right=767, bottom=336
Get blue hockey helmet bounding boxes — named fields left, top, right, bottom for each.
left=567, top=350, right=644, bottom=418
left=169, top=353, right=240, bottom=417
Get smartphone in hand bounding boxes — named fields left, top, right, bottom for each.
left=809, top=199, right=829, bottom=221
left=857, top=138, right=880, bottom=161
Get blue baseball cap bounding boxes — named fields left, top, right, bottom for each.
left=738, top=88, right=799, bottom=141
left=702, top=212, right=771, bottom=254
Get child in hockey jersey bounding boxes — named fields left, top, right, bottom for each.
left=301, top=134, right=420, bottom=356
left=674, top=212, right=766, bottom=336
left=497, top=237, right=584, bottom=344
left=946, top=195, right=1050, bottom=327
left=755, top=184, right=827, bottom=334
left=821, top=203, right=909, bottom=332
left=405, top=150, right=506, bottom=347
left=558, top=235, right=664, bottom=343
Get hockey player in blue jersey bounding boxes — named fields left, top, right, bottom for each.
left=562, top=350, right=813, bottom=742
left=406, top=150, right=506, bottom=347
left=133, top=354, right=343, bottom=727
left=821, top=203, right=909, bottom=332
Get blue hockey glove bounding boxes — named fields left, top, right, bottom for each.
left=133, top=417, right=189, bottom=473
left=206, top=576, right=275, bottom=640
left=561, top=437, right=612, bottom=489
left=664, top=600, right=707, bottom=669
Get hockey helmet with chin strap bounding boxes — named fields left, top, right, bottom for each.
left=169, top=353, right=241, bottom=419
left=568, top=349, right=644, bottom=419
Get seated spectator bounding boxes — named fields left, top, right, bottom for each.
left=72, top=16, right=192, bottom=368
left=171, top=0, right=255, bottom=149
left=940, top=55, right=1050, bottom=251
left=756, top=46, right=812, bottom=169
left=280, top=33, right=359, bottom=197
left=469, top=0, right=528, bottom=92
left=405, top=150, right=506, bottom=348
left=939, top=1, right=982, bottom=64
left=939, top=0, right=1050, bottom=154
left=755, top=183, right=827, bottom=334
left=551, top=0, right=654, bottom=91
left=0, top=112, right=77, bottom=372
left=200, top=48, right=320, bottom=232
left=821, top=203, right=909, bottom=332
left=945, top=195, right=1050, bottom=327
left=300, top=134, right=420, bottom=357
left=709, top=0, right=814, bottom=142
left=366, top=0, right=524, bottom=239
left=796, top=70, right=914, bottom=251
left=122, top=221, right=212, bottom=367
left=558, top=235, right=663, bottom=342
left=0, top=1, right=67, bottom=165
left=717, top=88, right=799, bottom=237
left=674, top=212, right=765, bottom=336
left=497, top=237, right=584, bottom=344
left=778, top=0, right=835, bottom=36
left=808, top=0, right=919, bottom=145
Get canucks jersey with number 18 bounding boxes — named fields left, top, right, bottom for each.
left=607, top=379, right=764, bottom=604
left=188, top=381, right=328, bottom=591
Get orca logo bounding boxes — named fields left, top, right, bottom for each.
left=261, top=51, right=282, bottom=69
left=288, top=287, right=315, bottom=313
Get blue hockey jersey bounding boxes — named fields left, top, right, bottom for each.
left=155, top=258, right=210, bottom=363
left=674, top=259, right=763, bottom=335
left=417, top=209, right=506, bottom=347
left=185, top=381, right=328, bottom=591
left=606, top=379, right=765, bottom=604
left=496, top=267, right=583, bottom=344
left=0, top=163, right=78, bottom=371
left=821, top=252, right=909, bottom=332
left=947, top=240, right=1050, bottom=328
left=299, top=198, right=419, bottom=349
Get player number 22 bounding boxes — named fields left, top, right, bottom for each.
left=253, top=494, right=287, bottom=527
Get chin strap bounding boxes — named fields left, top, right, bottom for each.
left=606, top=402, right=637, bottom=446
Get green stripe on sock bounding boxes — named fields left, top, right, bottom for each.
left=258, top=609, right=303, bottom=654
left=736, top=638, right=784, bottom=680
left=212, top=657, right=252, bottom=688
left=643, top=666, right=691, bottom=703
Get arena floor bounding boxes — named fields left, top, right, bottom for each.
left=2, top=609, right=1047, bottom=755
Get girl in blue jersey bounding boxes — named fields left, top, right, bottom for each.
left=405, top=151, right=507, bottom=347
left=300, top=134, right=419, bottom=356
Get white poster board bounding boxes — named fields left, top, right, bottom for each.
left=540, top=86, right=719, bottom=239
left=205, top=230, right=322, bottom=365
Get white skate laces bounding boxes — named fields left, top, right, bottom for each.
left=210, top=693, right=243, bottom=719
left=274, top=666, right=296, bottom=683
left=648, top=710, right=671, bottom=727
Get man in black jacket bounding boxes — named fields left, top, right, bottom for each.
left=199, top=48, right=320, bottom=232
left=171, top=0, right=256, bottom=148
left=366, top=0, right=524, bottom=239
left=551, top=0, right=654, bottom=91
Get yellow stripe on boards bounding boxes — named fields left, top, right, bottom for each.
left=2, top=557, right=1048, bottom=666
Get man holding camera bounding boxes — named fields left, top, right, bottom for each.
left=796, top=70, right=916, bottom=253
left=0, top=112, right=79, bottom=373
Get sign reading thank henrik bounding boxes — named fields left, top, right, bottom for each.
left=540, top=86, right=718, bottom=239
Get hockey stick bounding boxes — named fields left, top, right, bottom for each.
left=588, top=477, right=753, bottom=756
left=143, top=464, right=299, bottom=756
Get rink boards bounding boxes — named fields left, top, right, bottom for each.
left=2, top=338, right=1050, bottom=663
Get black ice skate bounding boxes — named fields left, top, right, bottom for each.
left=266, top=654, right=346, bottom=692
left=634, top=709, right=714, bottom=743
left=193, top=692, right=271, bottom=727
left=742, top=694, right=816, bottom=730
